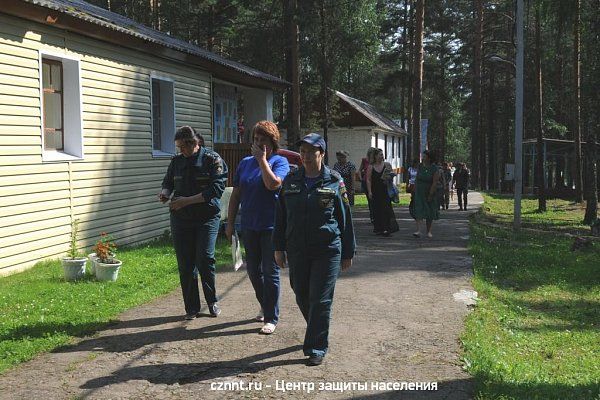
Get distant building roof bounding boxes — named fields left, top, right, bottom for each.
left=335, top=91, right=406, bottom=134
left=5, top=0, right=289, bottom=89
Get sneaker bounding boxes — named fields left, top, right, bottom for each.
left=256, top=309, right=264, bottom=322
left=208, top=303, right=221, bottom=317
left=307, top=355, right=324, bottom=366
left=184, top=313, right=198, bottom=321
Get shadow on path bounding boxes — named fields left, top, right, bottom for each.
left=80, top=345, right=304, bottom=388
left=58, top=318, right=258, bottom=353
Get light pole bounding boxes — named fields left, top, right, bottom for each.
left=487, top=2, right=524, bottom=230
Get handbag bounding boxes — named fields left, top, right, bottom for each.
left=388, top=183, right=399, bottom=203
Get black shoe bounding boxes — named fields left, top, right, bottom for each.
left=208, top=303, right=221, bottom=317
left=382, top=231, right=391, bottom=237
left=464, top=207, right=468, bottom=210
left=307, top=355, right=324, bottom=366
left=459, top=207, right=463, bottom=211
left=184, top=313, right=198, bottom=321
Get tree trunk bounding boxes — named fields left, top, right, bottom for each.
left=583, top=125, right=598, bottom=224
left=150, top=0, right=160, bottom=30
left=400, top=0, right=409, bottom=122
left=488, top=65, right=496, bottom=190
left=411, top=0, right=425, bottom=160
left=284, top=0, right=301, bottom=150
left=535, top=4, right=546, bottom=211
left=472, top=0, right=484, bottom=187
left=573, top=0, right=583, bottom=202
left=406, top=0, right=415, bottom=161
left=318, top=0, right=330, bottom=164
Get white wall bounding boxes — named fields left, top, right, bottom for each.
left=242, top=87, right=273, bottom=141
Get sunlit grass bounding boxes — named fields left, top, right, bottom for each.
left=463, top=223, right=600, bottom=400
left=0, top=236, right=230, bottom=374
left=480, top=193, right=590, bottom=234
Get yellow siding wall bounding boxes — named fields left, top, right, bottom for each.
left=0, top=14, right=212, bottom=276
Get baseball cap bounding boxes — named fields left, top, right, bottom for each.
left=297, top=133, right=326, bottom=152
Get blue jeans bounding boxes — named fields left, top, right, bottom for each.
left=242, top=229, right=280, bottom=324
left=288, top=250, right=341, bottom=357
left=170, top=214, right=220, bottom=315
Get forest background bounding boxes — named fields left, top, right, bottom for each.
left=88, top=0, right=599, bottom=220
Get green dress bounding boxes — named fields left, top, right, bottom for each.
left=413, top=164, right=440, bottom=220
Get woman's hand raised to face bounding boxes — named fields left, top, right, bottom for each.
left=251, top=143, right=267, bottom=161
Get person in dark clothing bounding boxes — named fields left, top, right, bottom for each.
left=366, top=148, right=399, bottom=236
left=441, top=163, right=452, bottom=210
left=453, top=163, right=470, bottom=210
left=159, top=126, right=228, bottom=320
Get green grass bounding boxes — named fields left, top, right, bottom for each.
left=463, top=223, right=600, bottom=400
left=481, top=192, right=590, bottom=234
left=353, top=191, right=411, bottom=208
left=0, top=236, right=230, bottom=374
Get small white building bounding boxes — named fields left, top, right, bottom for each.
left=325, top=91, right=407, bottom=188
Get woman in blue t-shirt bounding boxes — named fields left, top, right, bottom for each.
left=226, top=121, right=290, bottom=335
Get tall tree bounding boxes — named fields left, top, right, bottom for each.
left=411, top=0, right=425, bottom=159
left=535, top=2, right=546, bottom=211
left=471, top=0, right=483, bottom=188
left=284, top=0, right=301, bottom=149
left=573, top=0, right=583, bottom=202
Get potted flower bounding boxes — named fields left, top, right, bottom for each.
left=92, top=232, right=122, bottom=282
left=61, top=219, right=87, bottom=281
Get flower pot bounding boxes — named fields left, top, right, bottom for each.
left=88, top=253, right=98, bottom=275
left=61, top=257, right=87, bottom=281
left=95, top=259, right=122, bottom=282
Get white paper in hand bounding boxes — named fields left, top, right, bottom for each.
left=231, top=232, right=244, bottom=271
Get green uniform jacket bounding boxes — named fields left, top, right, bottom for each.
left=161, top=147, right=228, bottom=221
left=273, top=165, right=356, bottom=260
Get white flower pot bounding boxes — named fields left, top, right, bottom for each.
left=95, top=259, right=122, bottom=282
left=88, top=253, right=98, bottom=275
left=61, top=257, right=87, bottom=281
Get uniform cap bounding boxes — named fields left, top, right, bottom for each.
left=297, top=133, right=326, bottom=151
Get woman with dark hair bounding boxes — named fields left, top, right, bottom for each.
left=366, top=148, right=399, bottom=236
left=412, top=150, right=441, bottom=238
left=226, top=121, right=289, bottom=335
left=158, top=126, right=228, bottom=320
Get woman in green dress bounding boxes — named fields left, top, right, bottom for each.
left=412, top=150, right=441, bottom=238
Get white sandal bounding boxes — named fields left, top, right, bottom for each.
left=260, top=322, right=276, bottom=335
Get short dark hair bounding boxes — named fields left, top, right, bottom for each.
left=174, top=126, right=199, bottom=147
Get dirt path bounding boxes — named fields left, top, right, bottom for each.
left=0, top=193, right=483, bottom=400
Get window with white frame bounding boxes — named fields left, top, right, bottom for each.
left=151, top=76, right=175, bottom=155
left=40, top=53, right=83, bottom=161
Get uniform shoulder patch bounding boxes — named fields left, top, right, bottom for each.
left=204, top=149, right=219, bottom=160
left=338, top=179, right=349, bottom=205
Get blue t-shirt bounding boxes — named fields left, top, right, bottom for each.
left=233, top=154, right=290, bottom=231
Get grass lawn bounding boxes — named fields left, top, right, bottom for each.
left=353, top=191, right=411, bottom=208
left=481, top=192, right=590, bottom=234
left=0, top=236, right=230, bottom=374
left=463, top=223, right=600, bottom=400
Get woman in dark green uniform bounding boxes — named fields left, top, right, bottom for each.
left=273, top=133, right=356, bottom=366
left=158, top=126, right=228, bottom=320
